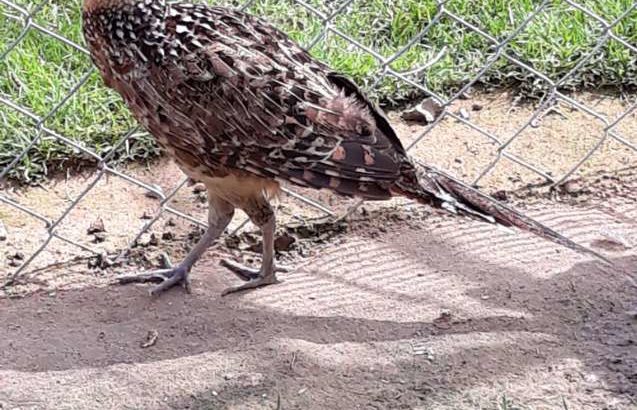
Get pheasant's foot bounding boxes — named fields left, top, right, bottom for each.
left=117, top=264, right=190, bottom=295
left=221, top=272, right=280, bottom=296
left=220, top=258, right=290, bottom=282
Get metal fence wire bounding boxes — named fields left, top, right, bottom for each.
left=0, top=0, right=636, bottom=283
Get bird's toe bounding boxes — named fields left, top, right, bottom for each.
left=221, top=274, right=280, bottom=296
left=116, top=265, right=190, bottom=296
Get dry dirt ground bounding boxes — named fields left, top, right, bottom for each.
left=0, top=91, right=636, bottom=409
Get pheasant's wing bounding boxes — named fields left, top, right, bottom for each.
left=158, top=5, right=413, bottom=199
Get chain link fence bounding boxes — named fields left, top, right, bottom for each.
left=0, top=0, right=636, bottom=285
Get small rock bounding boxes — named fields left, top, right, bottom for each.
left=136, top=233, right=153, bottom=247
left=274, top=233, right=296, bottom=252
left=458, top=107, right=470, bottom=120
left=224, top=235, right=240, bottom=249
left=11, top=251, right=24, bottom=260
left=433, top=309, right=453, bottom=328
left=93, top=232, right=107, bottom=243
left=192, top=183, right=206, bottom=194
left=471, top=103, right=483, bottom=111
left=7, top=252, right=24, bottom=266
left=149, top=233, right=160, bottom=246
left=87, top=218, right=105, bottom=235
left=590, top=238, right=631, bottom=252
left=141, top=210, right=154, bottom=220
left=491, top=190, right=508, bottom=201
left=247, top=242, right=262, bottom=253
left=562, top=179, right=583, bottom=195
left=401, top=97, right=444, bottom=124
left=0, top=220, right=7, bottom=241
left=87, top=252, right=114, bottom=270
left=596, top=228, right=633, bottom=250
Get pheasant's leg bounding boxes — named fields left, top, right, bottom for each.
left=221, top=199, right=281, bottom=295
left=118, top=194, right=234, bottom=295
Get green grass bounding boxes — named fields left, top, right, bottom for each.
left=1, top=0, right=636, bottom=182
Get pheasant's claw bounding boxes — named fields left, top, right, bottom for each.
left=116, top=265, right=190, bottom=295
left=220, top=259, right=260, bottom=281
left=220, top=258, right=290, bottom=281
left=221, top=274, right=280, bottom=296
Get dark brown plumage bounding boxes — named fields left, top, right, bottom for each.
left=82, top=0, right=608, bottom=295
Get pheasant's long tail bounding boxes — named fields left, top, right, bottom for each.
left=396, top=165, right=611, bottom=265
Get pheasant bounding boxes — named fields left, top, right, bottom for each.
left=82, top=0, right=608, bottom=296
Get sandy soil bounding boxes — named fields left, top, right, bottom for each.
left=0, top=196, right=635, bottom=409
left=0, top=91, right=636, bottom=409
